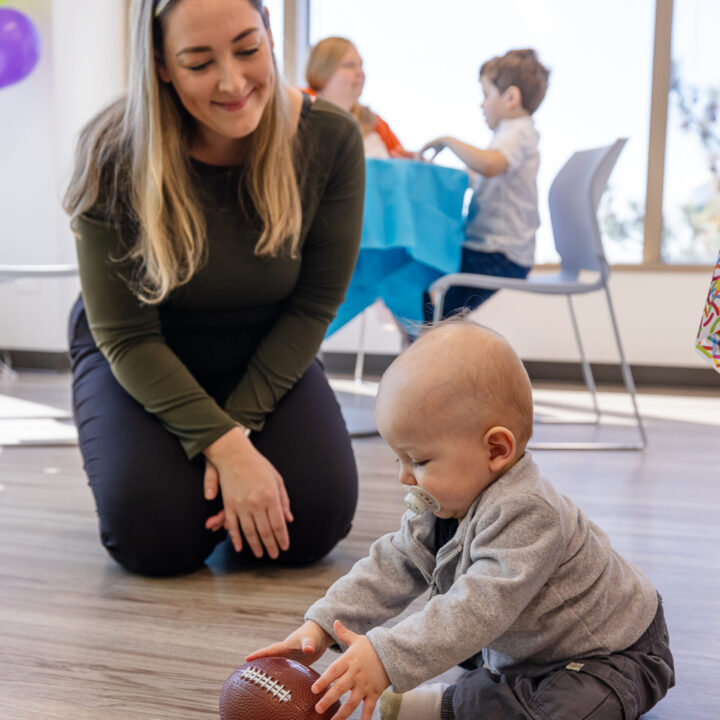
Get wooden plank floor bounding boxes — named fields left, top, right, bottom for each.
left=0, top=371, right=718, bottom=719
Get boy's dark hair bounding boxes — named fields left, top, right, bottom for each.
left=480, top=49, right=550, bottom=114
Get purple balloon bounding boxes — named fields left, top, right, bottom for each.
left=0, top=8, right=41, bottom=90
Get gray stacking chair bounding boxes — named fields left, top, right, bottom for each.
left=0, top=264, right=76, bottom=280
left=0, top=264, right=78, bottom=447
left=430, top=138, right=646, bottom=450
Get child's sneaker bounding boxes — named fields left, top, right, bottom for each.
left=378, top=682, right=448, bottom=720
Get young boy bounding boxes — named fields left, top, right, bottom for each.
left=421, top=49, right=549, bottom=320
left=247, top=320, right=674, bottom=720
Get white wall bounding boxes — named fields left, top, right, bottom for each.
left=322, top=270, right=715, bottom=369
left=0, top=0, right=126, bottom=352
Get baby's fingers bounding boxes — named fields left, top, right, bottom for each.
left=315, top=680, right=351, bottom=717
left=360, top=696, right=378, bottom=720
left=312, top=658, right=345, bottom=695
left=245, top=642, right=290, bottom=661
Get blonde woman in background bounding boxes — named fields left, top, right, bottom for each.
left=63, top=0, right=364, bottom=576
left=306, top=36, right=412, bottom=159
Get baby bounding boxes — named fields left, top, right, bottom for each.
left=248, top=320, right=674, bottom=720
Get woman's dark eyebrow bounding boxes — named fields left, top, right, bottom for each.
left=175, top=28, right=259, bottom=57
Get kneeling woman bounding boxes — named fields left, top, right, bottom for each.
left=63, top=0, right=364, bottom=576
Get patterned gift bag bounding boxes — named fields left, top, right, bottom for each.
left=696, top=250, right=720, bottom=372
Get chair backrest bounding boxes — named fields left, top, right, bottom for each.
left=548, top=138, right=627, bottom=277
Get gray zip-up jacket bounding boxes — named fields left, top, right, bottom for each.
left=306, top=453, right=658, bottom=692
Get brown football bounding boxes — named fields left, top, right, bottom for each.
left=220, top=657, right=342, bottom=720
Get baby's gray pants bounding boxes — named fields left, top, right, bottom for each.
left=442, top=596, right=674, bottom=720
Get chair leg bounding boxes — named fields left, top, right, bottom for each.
left=567, top=295, right=601, bottom=423
left=530, top=290, right=646, bottom=451
left=0, top=350, right=17, bottom=381
left=327, top=307, right=380, bottom=439
left=353, top=308, right=367, bottom=385
left=531, top=296, right=600, bottom=428
left=603, top=286, right=647, bottom=449
left=432, top=288, right=446, bottom=323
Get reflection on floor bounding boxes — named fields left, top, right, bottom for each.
left=0, top=391, right=77, bottom=446
left=333, top=375, right=720, bottom=446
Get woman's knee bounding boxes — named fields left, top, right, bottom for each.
left=99, top=518, right=221, bottom=576
left=88, top=447, right=221, bottom=575
left=281, top=473, right=358, bottom=565
left=95, top=474, right=221, bottom=575
left=283, top=520, right=352, bottom=566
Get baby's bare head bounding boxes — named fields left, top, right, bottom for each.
left=377, top=320, right=534, bottom=451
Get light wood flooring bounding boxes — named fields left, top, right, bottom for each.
left=0, top=371, right=718, bottom=719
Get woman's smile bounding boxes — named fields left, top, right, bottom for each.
left=214, top=90, right=255, bottom=111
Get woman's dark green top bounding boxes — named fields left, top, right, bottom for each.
left=73, top=98, right=365, bottom=459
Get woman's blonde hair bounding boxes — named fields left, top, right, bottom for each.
left=63, top=0, right=301, bottom=304
left=305, top=36, right=375, bottom=137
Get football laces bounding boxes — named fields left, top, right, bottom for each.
left=239, top=666, right=293, bottom=703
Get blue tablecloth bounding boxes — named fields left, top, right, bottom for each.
left=327, top=158, right=469, bottom=335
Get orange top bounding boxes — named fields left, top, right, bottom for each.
left=373, top=115, right=413, bottom=158
left=299, top=89, right=412, bottom=158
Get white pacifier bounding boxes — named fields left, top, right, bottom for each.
left=404, top=486, right=441, bottom=515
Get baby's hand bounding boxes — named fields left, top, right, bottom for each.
left=312, top=620, right=390, bottom=720
left=245, top=620, right=332, bottom=667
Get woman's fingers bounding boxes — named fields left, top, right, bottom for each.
left=203, top=460, right=219, bottom=500
left=224, top=509, right=244, bottom=553
left=237, top=476, right=289, bottom=558
left=205, top=509, right=225, bottom=531
left=277, top=476, right=294, bottom=523
left=249, top=509, right=280, bottom=559
left=238, top=510, right=265, bottom=558
left=206, top=428, right=292, bottom=559
left=267, top=490, right=290, bottom=552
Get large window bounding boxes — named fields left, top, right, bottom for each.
left=663, top=0, right=720, bottom=264
left=264, top=0, right=284, bottom=74
left=309, top=0, right=654, bottom=264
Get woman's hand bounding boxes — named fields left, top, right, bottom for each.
left=246, top=620, right=333, bottom=667
left=203, top=427, right=293, bottom=559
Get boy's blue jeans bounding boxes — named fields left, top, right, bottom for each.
left=424, top=248, right=531, bottom=322
left=442, top=595, right=674, bottom=720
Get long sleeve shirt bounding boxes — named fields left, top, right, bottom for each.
left=74, top=98, right=365, bottom=458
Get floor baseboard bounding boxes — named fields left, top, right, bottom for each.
left=1, top=350, right=70, bottom=372
left=321, top=351, right=720, bottom=389
left=5, top=349, right=718, bottom=390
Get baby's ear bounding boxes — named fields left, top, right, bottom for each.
left=504, top=85, right=523, bottom=110
left=483, top=426, right=516, bottom=472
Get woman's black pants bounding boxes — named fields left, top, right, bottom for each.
left=68, top=297, right=358, bottom=576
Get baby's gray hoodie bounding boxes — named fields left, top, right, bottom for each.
left=306, top=452, right=658, bottom=692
